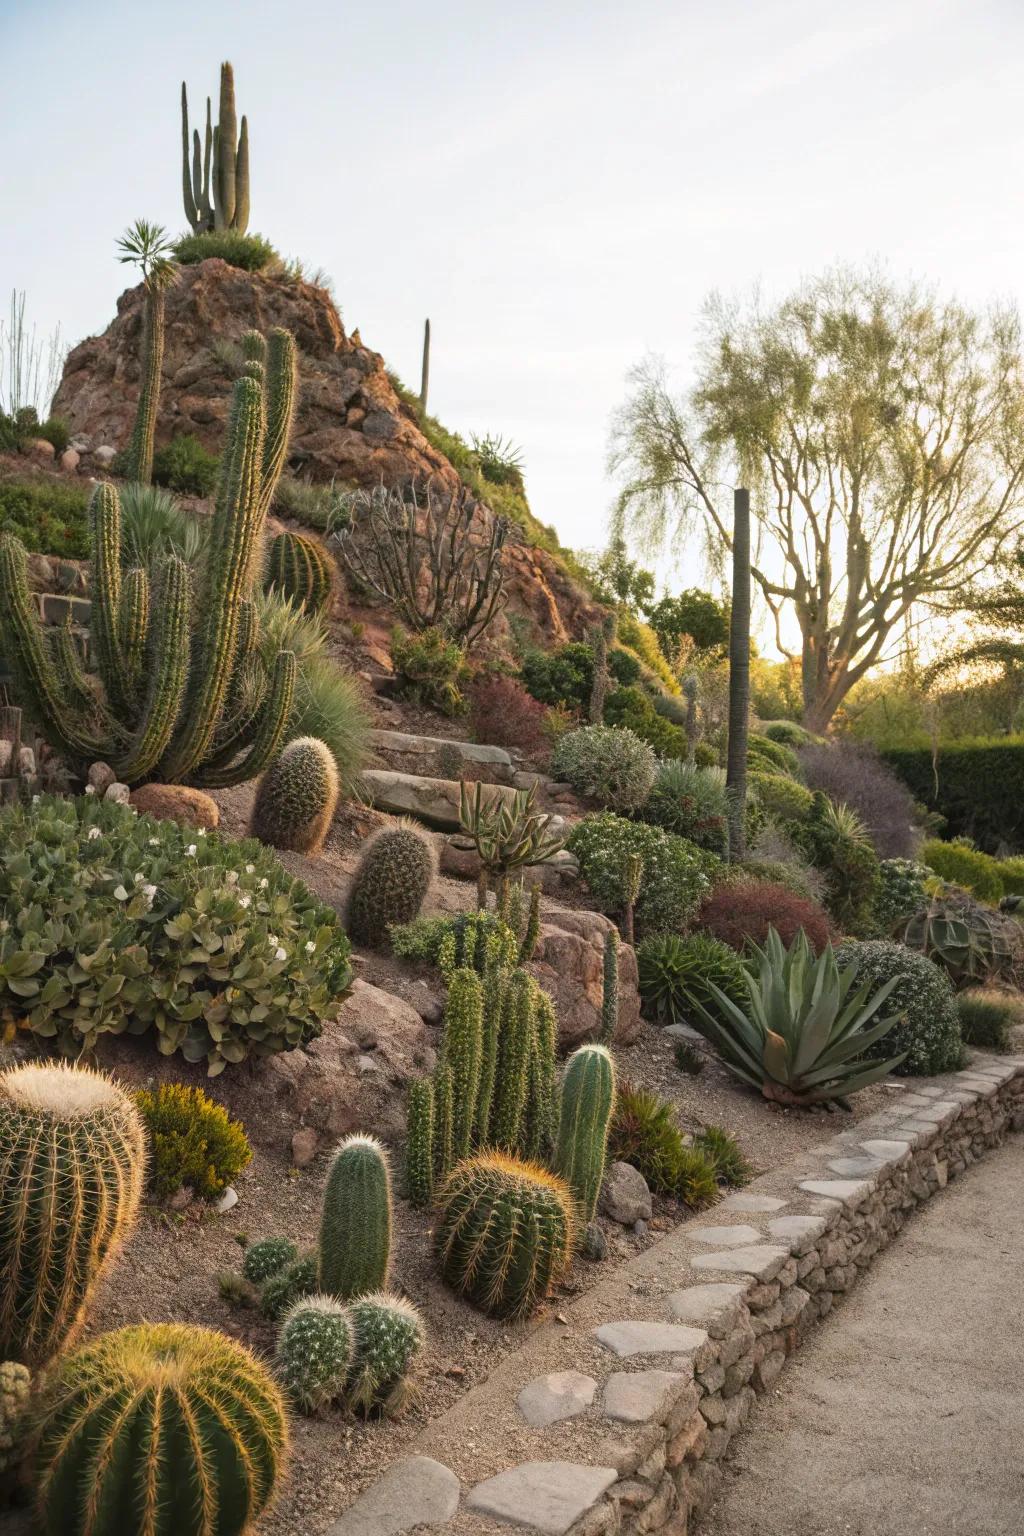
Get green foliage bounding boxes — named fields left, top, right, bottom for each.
left=882, top=740, right=1024, bottom=853
left=553, top=1044, right=616, bottom=1223
left=956, top=989, right=1021, bottom=1051
left=608, top=1083, right=720, bottom=1207
left=552, top=724, right=657, bottom=812
left=259, top=1252, right=318, bottom=1319
left=273, top=474, right=355, bottom=532
left=894, top=887, right=1020, bottom=990
left=874, top=858, right=931, bottom=932
left=289, top=654, right=373, bottom=797
left=0, top=1359, right=30, bottom=1474
left=264, top=529, right=334, bottom=614
left=319, top=1135, right=392, bottom=1300
left=459, top=780, right=564, bottom=899
left=692, top=1125, right=752, bottom=1187
left=748, top=770, right=814, bottom=825
left=345, top=819, right=437, bottom=947
left=174, top=230, right=278, bottom=270
left=637, top=932, right=748, bottom=1027
left=471, top=432, right=524, bottom=487
left=997, top=855, right=1024, bottom=896
left=0, top=796, right=353, bottom=1074
left=347, top=1292, right=425, bottom=1414
left=0, top=478, right=88, bottom=557
left=405, top=1079, right=435, bottom=1209
left=435, top=1152, right=576, bottom=1319
left=136, top=1082, right=251, bottom=1202
left=34, top=1323, right=286, bottom=1536
left=641, top=759, right=729, bottom=852
left=747, top=733, right=801, bottom=776
left=390, top=910, right=519, bottom=975
left=692, top=929, right=905, bottom=1104
left=251, top=735, right=340, bottom=855
left=390, top=625, right=467, bottom=715
left=791, top=793, right=881, bottom=935
left=615, top=611, right=681, bottom=695
left=520, top=641, right=638, bottom=711
left=600, top=928, right=619, bottom=1044
left=836, top=939, right=962, bottom=1074
left=0, top=1061, right=144, bottom=1367
left=242, top=1236, right=298, bottom=1285
left=152, top=432, right=220, bottom=495
left=276, top=1294, right=352, bottom=1413
left=603, top=684, right=689, bottom=757
left=646, top=589, right=729, bottom=659
left=118, top=481, right=209, bottom=567
left=762, top=720, right=815, bottom=747
left=567, top=812, right=716, bottom=936
left=575, top=536, right=655, bottom=613
left=922, top=838, right=1004, bottom=903
left=442, top=968, right=484, bottom=1160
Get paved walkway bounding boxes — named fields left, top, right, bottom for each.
left=700, top=1135, right=1024, bottom=1536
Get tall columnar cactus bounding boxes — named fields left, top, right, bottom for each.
left=553, top=1044, right=617, bottom=1224
left=600, top=928, right=619, bottom=1044
left=347, top=1292, right=425, bottom=1415
left=433, top=1065, right=454, bottom=1182
left=589, top=621, right=609, bottom=724
left=345, top=819, right=437, bottom=948
left=442, top=968, right=484, bottom=1160
left=519, top=882, right=541, bottom=963
left=182, top=62, right=251, bottom=235
left=523, top=989, right=558, bottom=1161
left=276, top=1295, right=352, bottom=1414
left=0, top=1061, right=145, bottom=1368
left=405, top=1078, right=435, bottom=1209
left=319, top=1135, right=392, bottom=1301
left=436, top=1153, right=577, bottom=1319
left=33, top=1323, right=286, bottom=1536
left=116, top=220, right=178, bottom=486
left=490, top=968, right=536, bottom=1153
left=265, top=530, right=335, bottom=614
left=419, top=317, right=430, bottom=410
left=0, top=333, right=299, bottom=789
left=250, top=736, right=339, bottom=854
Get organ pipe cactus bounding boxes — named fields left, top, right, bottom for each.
left=265, top=530, right=335, bottom=613
left=33, top=1323, right=287, bottom=1536
left=116, top=220, right=178, bottom=485
left=553, top=1044, right=616, bottom=1223
left=459, top=781, right=564, bottom=908
left=0, top=1061, right=145, bottom=1368
left=0, top=332, right=299, bottom=789
left=250, top=736, right=339, bottom=854
left=600, top=927, right=619, bottom=1044
left=441, top=968, right=484, bottom=1160
left=405, top=1078, right=435, bottom=1208
left=318, top=1135, right=392, bottom=1300
left=181, top=62, right=251, bottom=235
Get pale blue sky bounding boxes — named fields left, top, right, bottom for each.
left=2, top=0, right=1021, bottom=589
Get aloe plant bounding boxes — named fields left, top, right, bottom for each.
left=692, top=927, right=905, bottom=1106
left=895, top=886, right=1017, bottom=988
left=459, top=781, right=564, bottom=908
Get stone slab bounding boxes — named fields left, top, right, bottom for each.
left=369, top=728, right=513, bottom=766
left=719, top=1193, right=788, bottom=1213
left=467, top=1462, right=617, bottom=1534
left=667, top=1283, right=747, bottom=1337
left=690, top=1244, right=791, bottom=1280
left=517, top=1371, right=597, bottom=1428
left=768, top=1213, right=830, bottom=1250
left=799, top=1180, right=873, bottom=1208
left=685, top=1223, right=761, bottom=1247
left=595, top=1321, right=708, bottom=1358
left=328, top=1456, right=460, bottom=1536
left=603, top=1369, right=689, bottom=1424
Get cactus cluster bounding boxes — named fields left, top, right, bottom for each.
left=182, top=62, right=251, bottom=235
left=243, top=1235, right=299, bottom=1285
left=345, top=819, right=438, bottom=947
left=0, top=1360, right=30, bottom=1476
left=276, top=1289, right=424, bottom=1418
left=554, top=1045, right=616, bottom=1223
left=600, top=928, right=619, bottom=1044
left=405, top=1078, right=435, bottom=1209
left=0, top=1061, right=145, bottom=1368
left=276, top=1294, right=352, bottom=1413
left=264, top=530, right=335, bottom=614
left=34, top=1323, right=287, bottom=1536
left=0, top=332, right=299, bottom=788
left=259, top=1251, right=319, bottom=1320
left=319, top=1135, right=392, bottom=1300
left=347, top=1292, right=425, bottom=1414
left=250, top=735, right=340, bottom=854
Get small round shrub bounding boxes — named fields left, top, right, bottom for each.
left=874, top=857, right=931, bottom=933
left=762, top=721, right=814, bottom=747
left=696, top=878, right=833, bottom=954
left=997, top=855, right=1024, bottom=896
left=747, top=733, right=801, bottom=776
left=174, top=229, right=280, bottom=271
left=836, top=939, right=962, bottom=1075
left=135, top=1082, right=252, bottom=1202
left=637, top=932, right=748, bottom=1026
left=552, top=724, right=657, bottom=812
left=567, top=813, right=716, bottom=936
left=390, top=625, right=467, bottom=716
left=603, top=685, right=688, bottom=757
left=608, top=1083, right=719, bottom=1207
left=520, top=641, right=638, bottom=711
left=469, top=673, right=549, bottom=755
left=956, top=989, right=1022, bottom=1051
left=640, top=760, right=729, bottom=852
left=243, top=1236, right=298, bottom=1285
left=748, top=771, right=814, bottom=825
left=152, top=433, right=220, bottom=496
left=922, top=838, right=1003, bottom=903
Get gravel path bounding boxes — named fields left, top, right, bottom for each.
left=699, top=1134, right=1024, bottom=1536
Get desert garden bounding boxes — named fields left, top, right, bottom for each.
left=2, top=57, right=1024, bottom=1536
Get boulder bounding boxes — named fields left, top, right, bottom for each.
left=130, top=783, right=220, bottom=830
left=87, top=761, right=117, bottom=795
left=93, top=445, right=117, bottom=467
left=440, top=836, right=578, bottom=895
left=359, top=768, right=520, bottom=831
left=531, top=908, right=641, bottom=1048
left=60, top=448, right=81, bottom=473
left=23, top=437, right=55, bottom=463
left=103, top=782, right=131, bottom=805
left=600, top=1162, right=653, bottom=1226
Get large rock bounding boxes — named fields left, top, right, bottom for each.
left=359, top=768, right=520, bottom=831
left=599, top=1161, right=652, bottom=1226
left=439, top=836, right=577, bottom=895
left=131, top=783, right=220, bottom=830
left=531, top=908, right=641, bottom=1048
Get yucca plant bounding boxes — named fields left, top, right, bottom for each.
left=692, top=927, right=906, bottom=1106
left=459, top=780, right=564, bottom=908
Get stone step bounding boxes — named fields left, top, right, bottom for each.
left=359, top=768, right=523, bottom=831
left=369, top=728, right=514, bottom=769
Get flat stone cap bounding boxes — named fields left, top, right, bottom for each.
left=327, top=1456, right=460, bottom=1535
left=468, top=1461, right=617, bottom=1534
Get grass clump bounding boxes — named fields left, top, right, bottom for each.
left=608, top=1083, right=719, bottom=1208
left=152, top=433, right=220, bottom=496
left=956, top=989, right=1022, bottom=1051
left=174, top=229, right=280, bottom=271
left=0, top=477, right=89, bottom=556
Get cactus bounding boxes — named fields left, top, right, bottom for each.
left=0, top=334, right=299, bottom=789
left=276, top=1294, right=352, bottom=1414
left=621, top=851, right=643, bottom=946
left=405, top=1078, right=435, bottom=1209
left=588, top=622, right=609, bottom=724
left=0, top=1061, right=145, bottom=1368
left=490, top=968, right=536, bottom=1153
left=419, top=317, right=430, bottom=411
left=436, top=1152, right=577, bottom=1319
left=345, top=819, right=437, bottom=947
left=433, top=1064, right=454, bottom=1181
left=182, top=62, right=250, bottom=235
left=519, top=882, right=541, bottom=962
left=265, top=530, right=334, bottom=613
left=683, top=674, right=701, bottom=763
left=116, top=220, right=178, bottom=486
left=600, top=928, right=619, bottom=1044
left=441, top=968, right=484, bottom=1160
left=34, top=1323, right=286, bottom=1536
left=523, top=989, right=558, bottom=1161
left=553, top=1044, right=617, bottom=1223
left=0, top=1360, right=30, bottom=1476
left=250, top=735, right=339, bottom=854
left=259, top=1251, right=318, bottom=1319
left=460, top=781, right=565, bottom=909
left=242, top=1235, right=298, bottom=1285
left=347, top=1292, right=424, bottom=1414
left=319, top=1135, right=392, bottom=1300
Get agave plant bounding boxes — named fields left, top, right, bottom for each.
left=692, top=927, right=905, bottom=1106
left=895, top=885, right=1019, bottom=989
left=459, top=781, right=564, bottom=908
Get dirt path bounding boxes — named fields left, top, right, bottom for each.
left=699, top=1135, right=1024, bottom=1536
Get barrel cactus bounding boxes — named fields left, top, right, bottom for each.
left=242, top=1236, right=298, bottom=1286
left=276, top=1294, right=352, bottom=1414
left=347, top=1292, right=425, bottom=1414
left=345, top=819, right=437, bottom=947
left=264, top=530, right=335, bottom=614
left=250, top=735, right=340, bottom=854
left=319, top=1135, right=392, bottom=1300
left=436, top=1152, right=577, bottom=1319
left=553, top=1044, right=617, bottom=1223
left=0, top=1061, right=145, bottom=1367
left=259, top=1250, right=318, bottom=1320
left=34, top=1323, right=287, bottom=1536
left=0, top=1360, right=30, bottom=1475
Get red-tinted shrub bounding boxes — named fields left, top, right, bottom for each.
left=469, top=674, right=550, bottom=755
left=695, top=879, right=833, bottom=954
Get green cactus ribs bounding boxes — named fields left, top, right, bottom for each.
left=182, top=61, right=250, bottom=235
left=264, top=530, right=335, bottom=614
left=250, top=736, right=340, bottom=853
left=345, top=818, right=437, bottom=947
left=318, top=1134, right=393, bottom=1300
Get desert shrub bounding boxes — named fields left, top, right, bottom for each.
left=882, top=739, right=1024, bottom=852
left=390, top=625, right=468, bottom=715
left=136, top=1083, right=252, bottom=1201
left=696, top=878, right=833, bottom=954
left=762, top=720, right=814, bottom=747
left=874, top=857, right=931, bottom=932
left=748, top=771, right=814, bottom=825
left=836, top=939, right=962, bottom=1075
left=956, top=989, right=1022, bottom=1050
left=997, top=856, right=1024, bottom=896
left=603, top=685, right=688, bottom=757
left=747, top=733, right=801, bottom=776
left=637, top=932, right=748, bottom=1026
left=743, top=819, right=829, bottom=904
left=640, top=760, right=729, bottom=853
left=174, top=229, right=280, bottom=270
left=615, top=611, right=681, bottom=694
left=519, top=641, right=638, bottom=711
left=31, top=416, right=70, bottom=453
left=0, top=795, right=352, bottom=1073
left=468, top=673, right=549, bottom=754
left=608, top=1083, right=719, bottom=1207
left=922, top=838, right=1003, bottom=903
left=798, top=741, right=919, bottom=858
left=552, top=724, right=657, bottom=811
left=693, top=1125, right=753, bottom=1187
left=567, top=813, right=715, bottom=936
left=272, top=474, right=353, bottom=533
left=151, top=433, right=220, bottom=496
left=0, top=478, right=89, bottom=556
left=790, top=793, right=881, bottom=935
left=118, top=481, right=209, bottom=567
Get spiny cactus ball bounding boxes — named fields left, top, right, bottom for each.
left=345, top=818, right=438, bottom=948
left=243, top=1235, right=299, bottom=1286
left=34, top=1323, right=287, bottom=1536
left=0, top=1060, right=145, bottom=1367
left=264, top=530, right=335, bottom=615
left=0, top=1359, right=31, bottom=1474
left=347, top=1291, right=425, bottom=1415
left=260, top=1250, right=319, bottom=1320
left=276, top=1294, right=352, bottom=1414
left=250, top=735, right=340, bottom=854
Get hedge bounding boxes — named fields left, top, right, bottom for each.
left=882, top=740, right=1024, bottom=852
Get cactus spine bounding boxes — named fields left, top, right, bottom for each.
left=442, top=968, right=483, bottom=1160
left=264, top=530, right=334, bottom=613
left=276, top=1295, right=352, bottom=1414
left=490, top=968, right=535, bottom=1153
left=347, top=1292, right=424, bottom=1414
left=0, top=1360, right=30, bottom=1475
left=319, top=1135, right=392, bottom=1300
left=553, top=1044, right=617, bottom=1223
left=405, top=1078, right=435, bottom=1209
left=0, top=1062, right=145, bottom=1368
left=259, top=1251, right=318, bottom=1319
left=600, top=928, right=619, bottom=1044
left=345, top=819, right=437, bottom=947
left=436, top=1153, right=576, bottom=1319
left=34, top=1323, right=286, bottom=1536
left=250, top=735, right=339, bottom=853
left=182, top=62, right=251, bottom=235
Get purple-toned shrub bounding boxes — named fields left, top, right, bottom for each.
left=797, top=741, right=918, bottom=859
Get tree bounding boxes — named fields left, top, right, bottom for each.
left=577, top=535, right=655, bottom=614
left=725, top=489, right=751, bottom=861
left=117, top=220, right=177, bottom=486
left=646, top=589, right=729, bottom=661
left=609, top=269, right=1024, bottom=732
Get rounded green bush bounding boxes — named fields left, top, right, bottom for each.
left=567, top=813, right=716, bottom=936
left=761, top=721, right=815, bottom=747
left=552, top=725, right=657, bottom=812
left=836, top=939, right=962, bottom=1075
left=922, top=839, right=1003, bottom=903
left=747, top=733, right=802, bottom=776
left=135, top=1082, right=252, bottom=1202
left=151, top=433, right=220, bottom=496
left=174, top=229, right=280, bottom=271
left=748, top=771, right=814, bottom=824
left=637, top=932, right=748, bottom=1026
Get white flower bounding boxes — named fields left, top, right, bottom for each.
left=238, top=895, right=251, bottom=910
left=134, top=872, right=144, bottom=885
left=84, top=784, right=96, bottom=795
left=142, top=883, right=157, bottom=900
left=113, top=885, right=129, bottom=900
left=87, top=826, right=101, bottom=841
left=245, top=863, right=255, bottom=874
left=148, top=837, right=160, bottom=846
left=305, top=940, right=316, bottom=954
left=197, top=828, right=206, bottom=836
left=185, top=844, right=197, bottom=856
left=226, top=870, right=238, bottom=885
left=258, top=878, right=268, bottom=890
left=32, top=794, right=40, bottom=804
left=274, top=946, right=287, bottom=962
left=267, top=934, right=279, bottom=946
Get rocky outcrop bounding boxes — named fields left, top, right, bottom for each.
left=532, top=908, right=642, bottom=1049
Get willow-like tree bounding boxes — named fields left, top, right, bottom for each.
left=609, top=269, right=1024, bottom=732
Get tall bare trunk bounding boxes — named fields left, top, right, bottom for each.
left=725, top=488, right=751, bottom=862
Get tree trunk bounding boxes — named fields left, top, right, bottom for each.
left=725, top=488, right=751, bottom=862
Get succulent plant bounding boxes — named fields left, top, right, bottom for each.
left=441, top=968, right=484, bottom=1160
left=319, top=1135, right=392, bottom=1300
left=264, top=530, right=335, bottom=614
left=181, top=62, right=251, bottom=235
left=553, top=1044, right=617, bottom=1224
left=459, top=781, right=564, bottom=908
left=34, top=1323, right=286, bottom=1536
left=433, top=1064, right=454, bottom=1182
left=489, top=969, right=538, bottom=1154
left=405, top=1078, right=435, bottom=1209
left=243, top=1236, right=299, bottom=1286
left=0, top=1360, right=30, bottom=1475
left=637, top=931, right=748, bottom=1028
left=250, top=735, right=340, bottom=854
left=895, top=886, right=1019, bottom=988
left=0, top=1061, right=145, bottom=1367
left=116, top=220, right=178, bottom=486
left=260, top=1250, right=318, bottom=1319
left=347, top=1291, right=425, bottom=1414
left=522, top=989, right=558, bottom=1162
left=345, top=819, right=438, bottom=947
left=276, top=1294, right=352, bottom=1414
left=519, top=882, right=541, bottom=962
left=436, top=1152, right=577, bottom=1320
left=600, top=928, right=619, bottom=1044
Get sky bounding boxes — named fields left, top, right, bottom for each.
left=3, top=0, right=1023, bottom=613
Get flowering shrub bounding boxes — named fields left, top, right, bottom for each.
left=552, top=725, right=657, bottom=812
left=695, top=878, right=833, bottom=954
left=0, top=796, right=352, bottom=1073
left=468, top=673, right=549, bottom=755
left=836, top=939, right=962, bottom=1075
left=567, top=813, right=716, bottom=936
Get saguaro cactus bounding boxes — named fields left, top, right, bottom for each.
left=319, top=1135, right=393, bottom=1300
left=553, top=1044, right=617, bottom=1223
left=420, top=317, right=431, bottom=411
left=182, top=62, right=251, bottom=235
